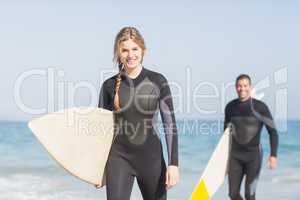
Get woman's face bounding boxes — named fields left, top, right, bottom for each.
left=119, top=39, right=143, bottom=70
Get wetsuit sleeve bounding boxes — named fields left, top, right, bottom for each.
left=260, top=104, right=279, bottom=157
left=98, top=81, right=112, bottom=111
left=224, top=104, right=231, bottom=131
left=159, top=76, right=178, bottom=166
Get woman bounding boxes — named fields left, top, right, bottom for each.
left=98, top=27, right=179, bottom=200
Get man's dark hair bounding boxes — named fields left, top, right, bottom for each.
left=235, top=74, right=252, bottom=85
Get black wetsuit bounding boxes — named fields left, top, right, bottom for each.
left=98, top=67, right=178, bottom=200
left=224, top=98, right=278, bottom=200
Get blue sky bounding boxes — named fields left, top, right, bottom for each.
left=0, top=0, right=299, bottom=120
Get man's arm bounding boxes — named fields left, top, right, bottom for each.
left=224, top=104, right=230, bottom=131
left=261, top=103, right=279, bottom=158
left=260, top=103, right=279, bottom=169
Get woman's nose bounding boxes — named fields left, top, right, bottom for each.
left=128, top=50, right=134, bottom=58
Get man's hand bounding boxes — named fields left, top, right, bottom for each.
left=268, top=156, right=277, bottom=169
left=165, top=165, right=179, bottom=190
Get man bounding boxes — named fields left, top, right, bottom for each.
left=224, top=74, right=279, bottom=200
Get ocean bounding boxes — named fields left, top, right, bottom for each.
left=0, top=120, right=299, bottom=200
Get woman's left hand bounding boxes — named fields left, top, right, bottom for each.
left=268, top=156, right=278, bottom=169
left=165, top=165, right=179, bottom=190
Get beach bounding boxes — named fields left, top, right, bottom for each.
left=0, top=120, right=299, bottom=200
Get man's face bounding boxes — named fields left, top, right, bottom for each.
left=236, top=78, right=252, bottom=101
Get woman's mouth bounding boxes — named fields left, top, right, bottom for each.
left=127, top=59, right=136, bottom=65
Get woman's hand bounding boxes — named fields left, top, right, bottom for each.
left=94, top=184, right=102, bottom=189
left=268, top=156, right=277, bottom=169
left=165, top=165, right=179, bottom=190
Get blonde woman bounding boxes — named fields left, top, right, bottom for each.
left=98, top=27, right=179, bottom=200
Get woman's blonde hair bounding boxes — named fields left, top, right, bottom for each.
left=113, top=27, right=146, bottom=111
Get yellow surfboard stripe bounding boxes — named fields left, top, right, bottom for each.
left=189, top=180, right=210, bottom=200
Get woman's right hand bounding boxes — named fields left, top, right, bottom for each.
left=94, top=184, right=102, bottom=189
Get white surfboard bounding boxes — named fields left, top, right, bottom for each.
left=189, top=127, right=231, bottom=200
left=28, top=107, right=114, bottom=187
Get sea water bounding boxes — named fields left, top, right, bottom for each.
left=0, top=120, right=299, bottom=200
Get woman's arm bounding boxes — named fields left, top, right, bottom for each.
left=98, top=81, right=113, bottom=111
left=158, top=75, right=179, bottom=189
left=159, top=75, right=178, bottom=166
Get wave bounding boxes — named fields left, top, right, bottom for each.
left=271, top=174, right=300, bottom=184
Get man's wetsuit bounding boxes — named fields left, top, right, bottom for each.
left=98, top=67, right=178, bottom=200
left=224, top=98, right=278, bottom=200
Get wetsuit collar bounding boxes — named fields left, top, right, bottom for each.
left=238, top=96, right=252, bottom=103
left=123, top=66, right=147, bottom=87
